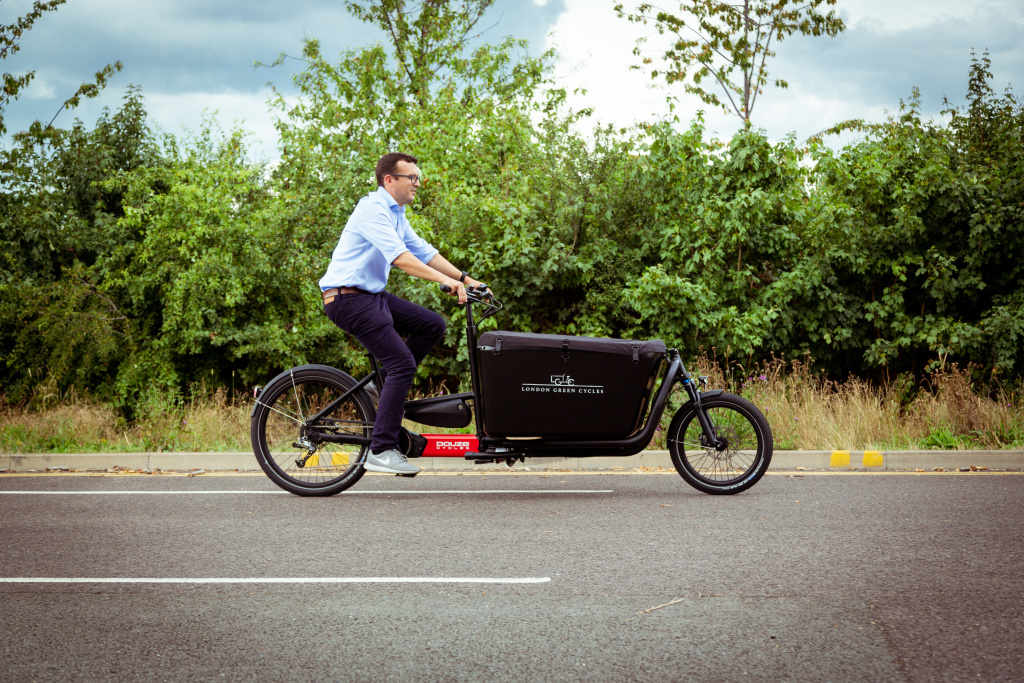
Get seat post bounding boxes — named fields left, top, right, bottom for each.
left=366, top=353, right=385, bottom=384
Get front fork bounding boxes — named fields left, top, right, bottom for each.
left=678, top=368, right=726, bottom=451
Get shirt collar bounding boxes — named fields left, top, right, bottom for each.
left=376, top=185, right=405, bottom=215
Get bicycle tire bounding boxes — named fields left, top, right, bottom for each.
left=667, top=392, right=773, bottom=495
left=251, top=366, right=375, bottom=496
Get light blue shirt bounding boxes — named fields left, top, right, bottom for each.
left=319, top=186, right=439, bottom=293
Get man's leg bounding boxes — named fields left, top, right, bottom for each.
left=383, top=291, right=447, bottom=365
left=324, top=292, right=417, bottom=455
left=369, top=292, right=446, bottom=453
left=367, top=292, right=447, bottom=392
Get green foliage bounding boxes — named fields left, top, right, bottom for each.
left=0, top=0, right=1021, bottom=419
left=614, top=0, right=845, bottom=124
left=795, top=54, right=1024, bottom=380
left=1, top=89, right=154, bottom=404
left=1, top=0, right=68, bottom=135
left=620, top=55, right=1023, bottom=381
left=623, top=119, right=807, bottom=364
left=342, top=0, right=497, bottom=107
left=98, top=121, right=303, bottom=398
left=262, top=10, right=610, bottom=387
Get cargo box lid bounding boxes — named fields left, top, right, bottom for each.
left=478, top=331, right=666, bottom=356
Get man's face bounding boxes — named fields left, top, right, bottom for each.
left=386, top=160, right=421, bottom=206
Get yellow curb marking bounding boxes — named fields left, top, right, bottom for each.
left=863, top=450, right=884, bottom=467
left=830, top=450, right=851, bottom=467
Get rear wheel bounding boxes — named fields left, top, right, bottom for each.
left=667, top=392, right=772, bottom=495
left=251, top=367, right=375, bottom=496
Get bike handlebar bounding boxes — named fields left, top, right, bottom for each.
left=439, top=283, right=500, bottom=308
left=439, top=283, right=489, bottom=296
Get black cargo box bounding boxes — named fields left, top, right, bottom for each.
left=475, top=331, right=667, bottom=439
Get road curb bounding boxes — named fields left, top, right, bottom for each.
left=2, top=449, right=1021, bottom=472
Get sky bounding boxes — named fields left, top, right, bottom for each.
left=3, top=0, right=1022, bottom=160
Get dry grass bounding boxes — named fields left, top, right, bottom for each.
left=735, top=359, right=1023, bottom=450
left=2, top=362, right=1022, bottom=453
left=0, top=387, right=251, bottom=453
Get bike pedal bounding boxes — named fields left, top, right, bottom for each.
left=395, top=472, right=419, bottom=478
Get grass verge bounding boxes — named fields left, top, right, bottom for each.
left=2, top=362, right=1022, bottom=453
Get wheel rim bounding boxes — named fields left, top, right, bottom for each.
left=674, top=404, right=761, bottom=485
left=259, top=376, right=371, bottom=487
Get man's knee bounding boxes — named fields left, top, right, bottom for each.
left=428, top=315, right=447, bottom=343
left=385, top=347, right=418, bottom=380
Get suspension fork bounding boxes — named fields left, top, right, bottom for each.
left=678, top=364, right=725, bottom=450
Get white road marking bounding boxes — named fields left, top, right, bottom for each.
left=0, top=489, right=612, bottom=495
left=0, top=577, right=551, bottom=584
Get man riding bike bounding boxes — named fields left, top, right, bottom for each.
left=320, top=152, right=485, bottom=475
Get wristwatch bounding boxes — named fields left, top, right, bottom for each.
left=459, top=271, right=469, bottom=283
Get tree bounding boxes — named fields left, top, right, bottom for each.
left=0, top=89, right=159, bottom=405
left=614, top=0, right=844, bottom=125
left=1, top=0, right=122, bottom=138
left=261, top=1, right=603, bottom=387
left=622, top=120, right=809, bottom=366
left=343, top=0, right=497, bottom=107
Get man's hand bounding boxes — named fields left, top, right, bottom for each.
left=464, top=276, right=487, bottom=291
left=444, top=278, right=468, bottom=304
left=394, top=252, right=469, bottom=303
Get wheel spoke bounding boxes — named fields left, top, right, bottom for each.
left=289, top=367, right=307, bottom=422
left=254, top=398, right=304, bottom=425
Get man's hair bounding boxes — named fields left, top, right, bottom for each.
left=375, top=152, right=419, bottom=187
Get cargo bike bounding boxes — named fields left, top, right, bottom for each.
left=250, top=286, right=773, bottom=496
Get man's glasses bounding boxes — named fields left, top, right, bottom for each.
left=390, top=173, right=421, bottom=184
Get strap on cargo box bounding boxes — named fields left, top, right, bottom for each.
left=562, top=339, right=570, bottom=362
left=631, top=344, right=639, bottom=364
left=494, top=336, right=502, bottom=355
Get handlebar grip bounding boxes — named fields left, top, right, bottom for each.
left=439, top=284, right=452, bottom=293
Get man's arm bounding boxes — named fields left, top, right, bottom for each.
left=425, top=254, right=486, bottom=290
left=392, top=251, right=468, bottom=303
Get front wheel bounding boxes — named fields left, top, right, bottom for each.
left=667, top=392, right=773, bottom=495
left=251, top=366, right=375, bottom=496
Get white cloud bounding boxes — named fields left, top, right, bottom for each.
left=545, top=0, right=673, bottom=129
left=23, top=76, right=57, bottom=100
left=3, top=0, right=1019, bottom=157
left=841, top=0, right=1002, bottom=31
left=544, top=0, right=1023, bottom=145
left=145, top=90, right=288, bottom=161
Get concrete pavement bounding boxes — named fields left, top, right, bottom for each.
left=2, top=449, right=1021, bottom=472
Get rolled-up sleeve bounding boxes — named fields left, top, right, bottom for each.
left=403, top=221, right=439, bottom=264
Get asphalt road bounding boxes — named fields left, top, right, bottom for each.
left=1, top=471, right=1022, bottom=682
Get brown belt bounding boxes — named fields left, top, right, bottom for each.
left=322, top=286, right=364, bottom=304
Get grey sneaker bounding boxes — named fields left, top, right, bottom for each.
left=364, top=449, right=420, bottom=475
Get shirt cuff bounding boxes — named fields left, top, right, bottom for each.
left=382, top=245, right=410, bottom=265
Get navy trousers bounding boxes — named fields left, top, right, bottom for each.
left=324, top=291, right=446, bottom=453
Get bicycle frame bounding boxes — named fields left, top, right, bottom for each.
left=300, top=291, right=724, bottom=459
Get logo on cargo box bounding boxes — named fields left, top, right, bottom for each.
left=521, top=375, right=604, bottom=394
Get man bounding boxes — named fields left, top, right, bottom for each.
left=320, top=152, right=485, bottom=475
